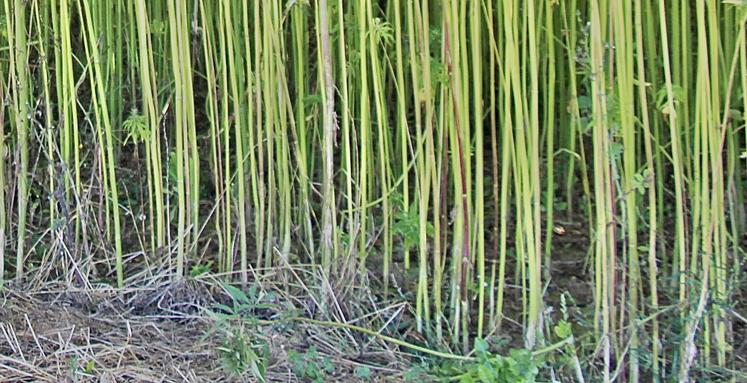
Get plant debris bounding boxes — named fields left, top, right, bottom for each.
left=0, top=277, right=412, bottom=382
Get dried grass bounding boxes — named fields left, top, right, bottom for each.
left=0, top=272, right=412, bottom=382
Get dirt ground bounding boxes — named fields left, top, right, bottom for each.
left=0, top=277, right=412, bottom=382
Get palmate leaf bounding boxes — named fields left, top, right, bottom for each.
left=554, top=320, right=572, bottom=339
left=371, top=17, right=394, bottom=46
left=122, top=110, right=149, bottom=145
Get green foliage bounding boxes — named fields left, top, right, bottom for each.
left=211, top=282, right=279, bottom=320
left=403, top=363, right=431, bottom=381
left=370, top=17, right=394, bottom=46
left=354, top=366, right=373, bottom=380
left=122, top=109, right=149, bottom=145
left=632, top=168, right=653, bottom=195
left=189, top=261, right=213, bottom=277
left=288, top=347, right=335, bottom=383
left=217, top=329, right=268, bottom=381
left=84, top=360, right=95, bottom=374
left=66, top=356, right=95, bottom=376
left=392, top=192, right=433, bottom=250
left=435, top=340, right=541, bottom=383
left=655, top=84, right=685, bottom=114
left=149, top=19, right=166, bottom=35
left=66, top=356, right=78, bottom=374
left=207, top=282, right=275, bottom=381
left=0, top=1, right=743, bottom=380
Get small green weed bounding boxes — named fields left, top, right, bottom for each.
left=189, top=261, right=212, bottom=277
left=217, top=328, right=268, bottom=381
left=434, top=339, right=541, bottom=383
left=354, top=366, right=373, bottom=380
left=207, top=282, right=274, bottom=381
left=288, top=347, right=335, bottom=382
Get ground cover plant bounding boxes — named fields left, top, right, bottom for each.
left=0, top=0, right=746, bottom=381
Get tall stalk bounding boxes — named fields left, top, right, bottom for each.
left=356, top=0, right=371, bottom=270
left=291, top=3, right=315, bottom=261
left=57, top=0, right=83, bottom=250
left=0, top=3, right=743, bottom=379
left=78, top=0, right=124, bottom=287
left=542, top=0, right=557, bottom=286
left=634, top=0, right=660, bottom=378
left=134, top=0, right=165, bottom=259
left=469, top=0, right=485, bottom=338
left=318, top=0, right=336, bottom=275
left=589, top=0, right=615, bottom=379
left=612, top=0, right=640, bottom=379
left=0, top=72, right=6, bottom=285
left=5, top=0, right=31, bottom=282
